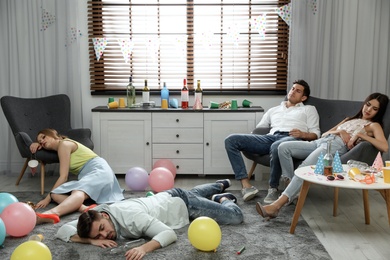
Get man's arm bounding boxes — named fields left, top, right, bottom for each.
left=125, top=240, right=161, bottom=260
left=70, top=234, right=118, bottom=248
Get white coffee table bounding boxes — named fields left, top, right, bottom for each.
left=290, top=165, right=390, bottom=234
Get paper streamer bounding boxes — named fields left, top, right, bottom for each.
left=276, top=3, right=292, bottom=26
left=92, top=38, right=108, bottom=61
left=41, top=8, right=56, bottom=31
left=250, top=14, right=267, bottom=38
left=117, top=39, right=134, bottom=63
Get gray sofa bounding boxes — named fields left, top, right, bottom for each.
left=243, top=96, right=390, bottom=177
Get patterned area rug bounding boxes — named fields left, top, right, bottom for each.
left=1, top=191, right=331, bottom=259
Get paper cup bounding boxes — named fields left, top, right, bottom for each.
left=242, top=99, right=252, bottom=107
left=108, top=101, right=119, bottom=109
left=231, top=99, right=238, bottom=110
left=28, top=159, right=39, bottom=175
left=209, top=101, right=219, bottom=109
left=108, top=97, right=115, bottom=103
left=385, top=161, right=390, bottom=167
left=118, top=98, right=126, bottom=108
left=382, top=167, right=390, bottom=183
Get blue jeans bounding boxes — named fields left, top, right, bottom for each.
left=278, top=135, right=348, bottom=201
left=166, top=183, right=243, bottom=225
left=224, top=133, right=297, bottom=188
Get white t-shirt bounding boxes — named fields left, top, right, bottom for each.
left=257, top=101, right=321, bottom=138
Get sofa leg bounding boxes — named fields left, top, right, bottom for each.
left=247, top=162, right=257, bottom=180
left=16, top=158, right=29, bottom=186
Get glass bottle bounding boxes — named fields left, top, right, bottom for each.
left=29, top=234, right=44, bottom=242
left=110, top=239, right=146, bottom=254
left=323, top=140, right=333, bottom=176
left=181, top=78, right=189, bottom=109
left=142, top=79, right=149, bottom=103
left=161, top=82, right=169, bottom=109
left=195, top=80, right=202, bottom=105
left=126, top=77, right=136, bottom=107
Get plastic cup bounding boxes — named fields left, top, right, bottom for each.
left=209, top=101, right=219, bottom=109
left=108, top=97, right=115, bottom=103
left=231, top=99, right=238, bottom=110
left=118, top=98, right=125, bottom=108
left=161, top=99, right=168, bottom=109
left=108, top=101, right=119, bottom=109
left=28, top=159, right=39, bottom=175
left=383, top=167, right=390, bottom=183
left=385, top=161, right=390, bottom=167
left=242, top=99, right=252, bottom=107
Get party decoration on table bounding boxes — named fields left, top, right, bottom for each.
left=153, top=159, right=177, bottom=178
left=1, top=202, right=36, bottom=237
left=314, top=152, right=324, bottom=174
left=0, top=192, right=19, bottom=214
left=169, top=98, right=179, bottom=108
left=117, top=38, right=134, bottom=63
left=11, top=241, right=52, bottom=260
left=148, top=167, right=174, bottom=193
left=218, top=101, right=231, bottom=109
left=188, top=216, right=221, bottom=252
left=193, top=96, right=203, bottom=110
left=40, top=8, right=56, bottom=31
left=332, top=151, right=343, bottom=173
left=276, top=3, right=292, bottom=26
left=92, top=38, right=108, bottom=61
left=125, top=167, right=149, bottom=191
left=372, top=151, right=383, bottom=172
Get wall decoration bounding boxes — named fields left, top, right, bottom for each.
left=40, top=7, right=56, bottom=31
left=92, top=38, right=108, bottom=61
left=250, top=14, right=267, bottom=38
left=276, top=3, right=291, bottom=26
left=117, top=39, right=134, bottom=63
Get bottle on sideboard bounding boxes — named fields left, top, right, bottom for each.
left=142, top=79, right=149, bottom=103
left=181, top=78, right=189, bottom=109
left=161, top=82, right=169, bottom=109
left=195, top=80, right=202, bottom=105
left=126, top=76, right=136, bottom=107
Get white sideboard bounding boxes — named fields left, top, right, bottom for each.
left=92, top=106, right=264, bottom=175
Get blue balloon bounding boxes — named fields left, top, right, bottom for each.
left=0, top=193, right=19, bottom=214
left=0, top=218, right=5, bottom=246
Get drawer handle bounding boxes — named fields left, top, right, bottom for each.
left=176, top=119, right=179, bottom=123
left=176, top=134, right=179, bottom=138
left=176, top=165, right=179, bottom=169
left=176, top=150, right=180, bottom=154
left=206, top=142, right=209, bottom=146
left=146, top=142, right=150, bottom=146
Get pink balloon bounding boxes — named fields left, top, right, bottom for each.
left=0, top=202, right=36, bottom=237
left=153, top=159, right=177, bottom=178
left=149, top=167, right=174, bottom=193
left=125, top=167, right=149, bottom=191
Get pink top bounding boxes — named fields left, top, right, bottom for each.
left=337, top=118, right=371, bottom=137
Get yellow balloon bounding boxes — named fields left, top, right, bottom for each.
left=11, top=241, right=52, bottom=260
left=188, top=216, right=222, bottom=252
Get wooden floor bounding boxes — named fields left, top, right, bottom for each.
left=1, top=171, right=390, bottom=260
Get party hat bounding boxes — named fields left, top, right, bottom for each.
left=372, top=151, right=384, bottom=171
left=314, top=152, right=324, bottom=174
left=193, top=96, right=203, bottom=110
left=332, top=151, right=343, bottom=173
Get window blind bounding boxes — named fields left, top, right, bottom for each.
left=88, top=0, right=290, bottom=92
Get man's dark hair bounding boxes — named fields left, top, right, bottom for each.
left=293, top=79, right=311, bottom=97
left=77, top=210, right=102, bottom=238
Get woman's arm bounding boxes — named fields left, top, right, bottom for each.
left=321, top=118, right=349, bottom=137
left=354, top=123, right=389, bottom=152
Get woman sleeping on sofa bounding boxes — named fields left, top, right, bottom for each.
left=256, top=92, right=389, bottom=219
left=29, top=128, right=124, bottom=224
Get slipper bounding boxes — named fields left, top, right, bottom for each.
left=36, top=213, right=60, bottom=224
left=84, top=204, right=97, bottom=212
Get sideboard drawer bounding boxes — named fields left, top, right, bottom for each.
left=153, top=144, right=203, bottom=158
left=153, top=113, right=203, bottom=128
left=153, top=128, right=203, bottom=143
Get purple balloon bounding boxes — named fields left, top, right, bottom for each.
left=125, top=167, right=149, bottom=191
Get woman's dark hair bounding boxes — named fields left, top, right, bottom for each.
left=348, top=93, right=389, bottom=126
left=36, top=128, right=67, bottom=141
left=77, top=210, right=102, bottom=238
left=293, top=79, right=311, bottom=97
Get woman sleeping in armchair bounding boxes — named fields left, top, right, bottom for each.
left=256, top=92, right=389, bottom=220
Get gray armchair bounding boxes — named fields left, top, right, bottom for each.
left=243, top=96, right=390, bottom=180
left=1, top=94, right=94, bottom=194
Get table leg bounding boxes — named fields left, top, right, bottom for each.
left=382, top=190, right=390, bottom=226
left=289, top=180, right=311, bottom=234
left=333, top=187, right=339, bottom=216
left=362, top=189, right=370, bottom=225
